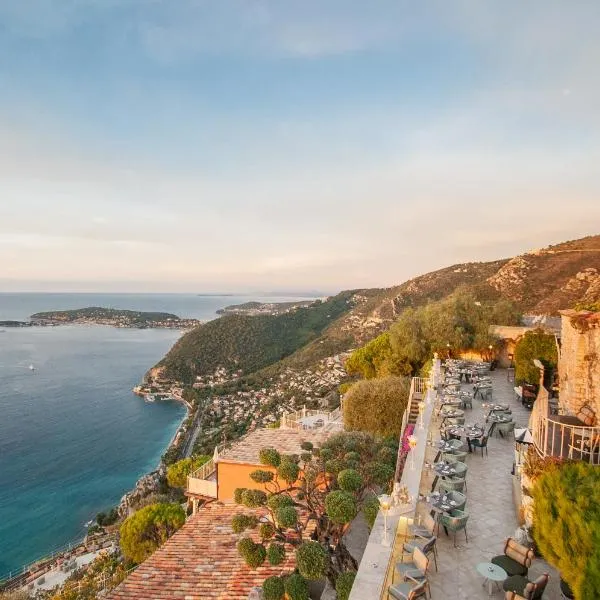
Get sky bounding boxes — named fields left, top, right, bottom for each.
left=1, top=1, right=599, bottom=293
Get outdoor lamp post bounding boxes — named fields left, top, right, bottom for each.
left=418, top=400, right=426, bottom=429
left=408, top=434, right=418, bottom=469
left=378, top=494, right=392, bottom=546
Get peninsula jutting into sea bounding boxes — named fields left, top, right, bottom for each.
left=3, top=307, right=202, bottom=329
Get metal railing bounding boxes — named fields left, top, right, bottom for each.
left=531, top=389, right=600, bottom=465
left=281, top=405, right=344, bottom=430
left=189, top=458, right=216, bottom=481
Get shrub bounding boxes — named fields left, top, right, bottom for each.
left=259, top=522, right=276, bottom=540
left=267, top=494, right=294, bottom=512
left=266, top=542, right=286, bottom=566
left=514, top=329, right=558, bottom=386
left=343, top=376, right=411, bottom=437
left=233, top=488, right=248, bottom=504
left=166, top=455, right=211, bottom=488
left=237, top=538, right=267, bottom=568
left=285, top=573, right=310, bottom=600
left=337, top=469, right=363, bottom=493
left=262, top=576, right=285, bottom=600
left=241, top=489, right=267, bottom=508
left=259, top=448, right=281, bottom=467
left=532, top=462, right=600, bottom=599
left=296, top=541, right=328, bottom=580
left=336, top=572, right=357, bottom=600
left=120, top=503, right=185, bottom=563
left=277, top=458, right=300, bottom=484
left=363, top=495, right=380, bottom=530
left=231, top=514, right=259, bottom=534
left=276, top=506, right=298, bottom=528
left=250, top=469, right=275, bottom=484
left=325, top=491, right=357, bottom=524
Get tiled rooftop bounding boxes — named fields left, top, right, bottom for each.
left=107, top=503, right=296, bottom=600
left=218, top=427, right=331, bottom=465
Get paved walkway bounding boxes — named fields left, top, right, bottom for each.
left=415, top=369, right=561, bottom=599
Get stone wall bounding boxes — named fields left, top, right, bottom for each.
left=558, top=311, right=600, bottom=416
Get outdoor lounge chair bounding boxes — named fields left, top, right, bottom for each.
left=491, top=538, right=535, bottom=577
left=503, top=573, right=549, bottom=599
left=388, top=580, right=428, bottom=600
left=439, top=508, right=468, bottom=547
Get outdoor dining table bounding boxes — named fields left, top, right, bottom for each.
left=427, top=490, right=459, bottom=513
left=486, top=404, right=509, bottom=412
left=441, top=408, right=464, bottom=419
left=433, top=461, right=460, bottom=478
left=446, top=425, right=484, bottom=452
left=487, top=414, right=512, bottom=424
left=440, top=398, right=462, bottom=407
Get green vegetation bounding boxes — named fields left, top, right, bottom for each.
left=532, top=462, right=600, bottom=600
left=343, top=376, right=411, bottom=437
left=166, top=455, right=211, bottom=488
left=574, top=300, right=600, bottom=312
left=345, top=288, right=520, bottom=379
left=345, top=332, right=410, bottom=378
left=96, top=507, right=119, bottom=527
left=156, top=292, right=355, bottom=382
left=31, top=307, right=182, bottom=325
left=120, top=503, right=186, bottom=563
left=336, top=572, right=357, bottom=600
left=232, top=431, right=396, bottom=588
left=514, top=329, right=558, bottom=386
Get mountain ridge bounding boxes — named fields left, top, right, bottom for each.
left=149, top=234, right=600, bottom=384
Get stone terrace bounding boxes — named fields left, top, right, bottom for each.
left=412, top=370, right=561, bottom=599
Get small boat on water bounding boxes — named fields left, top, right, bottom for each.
left=84, top=519, right=94, bottom=528
left=29, top=364, right=35, bottom=371
left=144, top=394, right=155, bottom=403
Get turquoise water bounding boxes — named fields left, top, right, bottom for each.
left=0, top=293, right=313, bottom=578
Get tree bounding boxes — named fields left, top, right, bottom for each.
left=514, top=329, right=558, bottom=386
left=532, top=462, right=600, bottom=600
left=232, top=432, right=395, bottom=590
left=343, top=376, right=411, bottom=437
left=387, top=288, right=520, bottom=375
left=166, top=455, right=211, bottom=488
left=120, top=503, right=186, bottom=563
left=345, top=332, right=411, bottom=379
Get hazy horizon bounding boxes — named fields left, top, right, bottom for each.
left=2, top=2, right=599, bottom=291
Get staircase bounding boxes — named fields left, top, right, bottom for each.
left=407, top=395, right=421, bottom=425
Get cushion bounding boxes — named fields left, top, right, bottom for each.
left=492, top=555, right=529, bottom=577
left=577, top=404, right=597, bottom=426
left=505, top=539, right=534, bottom=568
left=503, top=575, right=531, bottom=597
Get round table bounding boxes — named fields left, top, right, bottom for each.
left=476, top=562, right=507, bottom=596
left=488, top=414, right=512, bottom=424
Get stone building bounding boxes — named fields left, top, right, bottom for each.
left=558, top=309, right=600, bottom=415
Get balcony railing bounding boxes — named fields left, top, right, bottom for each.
left=531, top=388, right=600, bottom=465
left=280, top=405, right=344, bottom=431
left=186, top=448, right=222, bottom=499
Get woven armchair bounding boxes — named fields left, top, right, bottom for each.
left=491, top=538, right=534, bottom=577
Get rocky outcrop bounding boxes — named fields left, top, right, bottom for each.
left=117, top=469, right=164, bottom=518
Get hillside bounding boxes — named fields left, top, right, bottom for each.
left=151, top=292, right=355, bottom=382
left=150, top=234, right=600, bottom=384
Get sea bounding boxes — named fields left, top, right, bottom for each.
left=0, top=293, right=314, bottom=578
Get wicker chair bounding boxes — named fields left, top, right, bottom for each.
left=439, top=509, right=469, bottom=547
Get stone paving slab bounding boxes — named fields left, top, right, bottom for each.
left=413, top=369, right=561, bottom=599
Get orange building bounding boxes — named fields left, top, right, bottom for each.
left=186, top=426, right=334, bottom=510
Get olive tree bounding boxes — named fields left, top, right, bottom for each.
left=232, top=431, right=397, bottom=594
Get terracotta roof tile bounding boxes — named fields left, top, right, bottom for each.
left=218, top=427, right=330, bottom=465
left=107, top=503, right=296, bottom=600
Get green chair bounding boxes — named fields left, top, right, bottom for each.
left=443, top=451, right=468, bottom=463
left=450, top=461, right=468, bottom=479
left=503, top=573, right=549, bottom=599
left=437, top=477, right=466, bottom=493
left=439, top=508, right=469, bottom=547
left=446, top=490, right=466, bottom=511
left=408, top=513, right=436, bottom=539
left=446, top=416, right=465, bottom=426
left=470, top=435, right=489, bottom=457
left=462, top=396, right=473, bottom=409
left=388, top=580, right=428, bottom=600
left=497, top=421, right=516, bottom=439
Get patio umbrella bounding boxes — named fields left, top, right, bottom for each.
left=514, top=428, right=533, bottom=444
